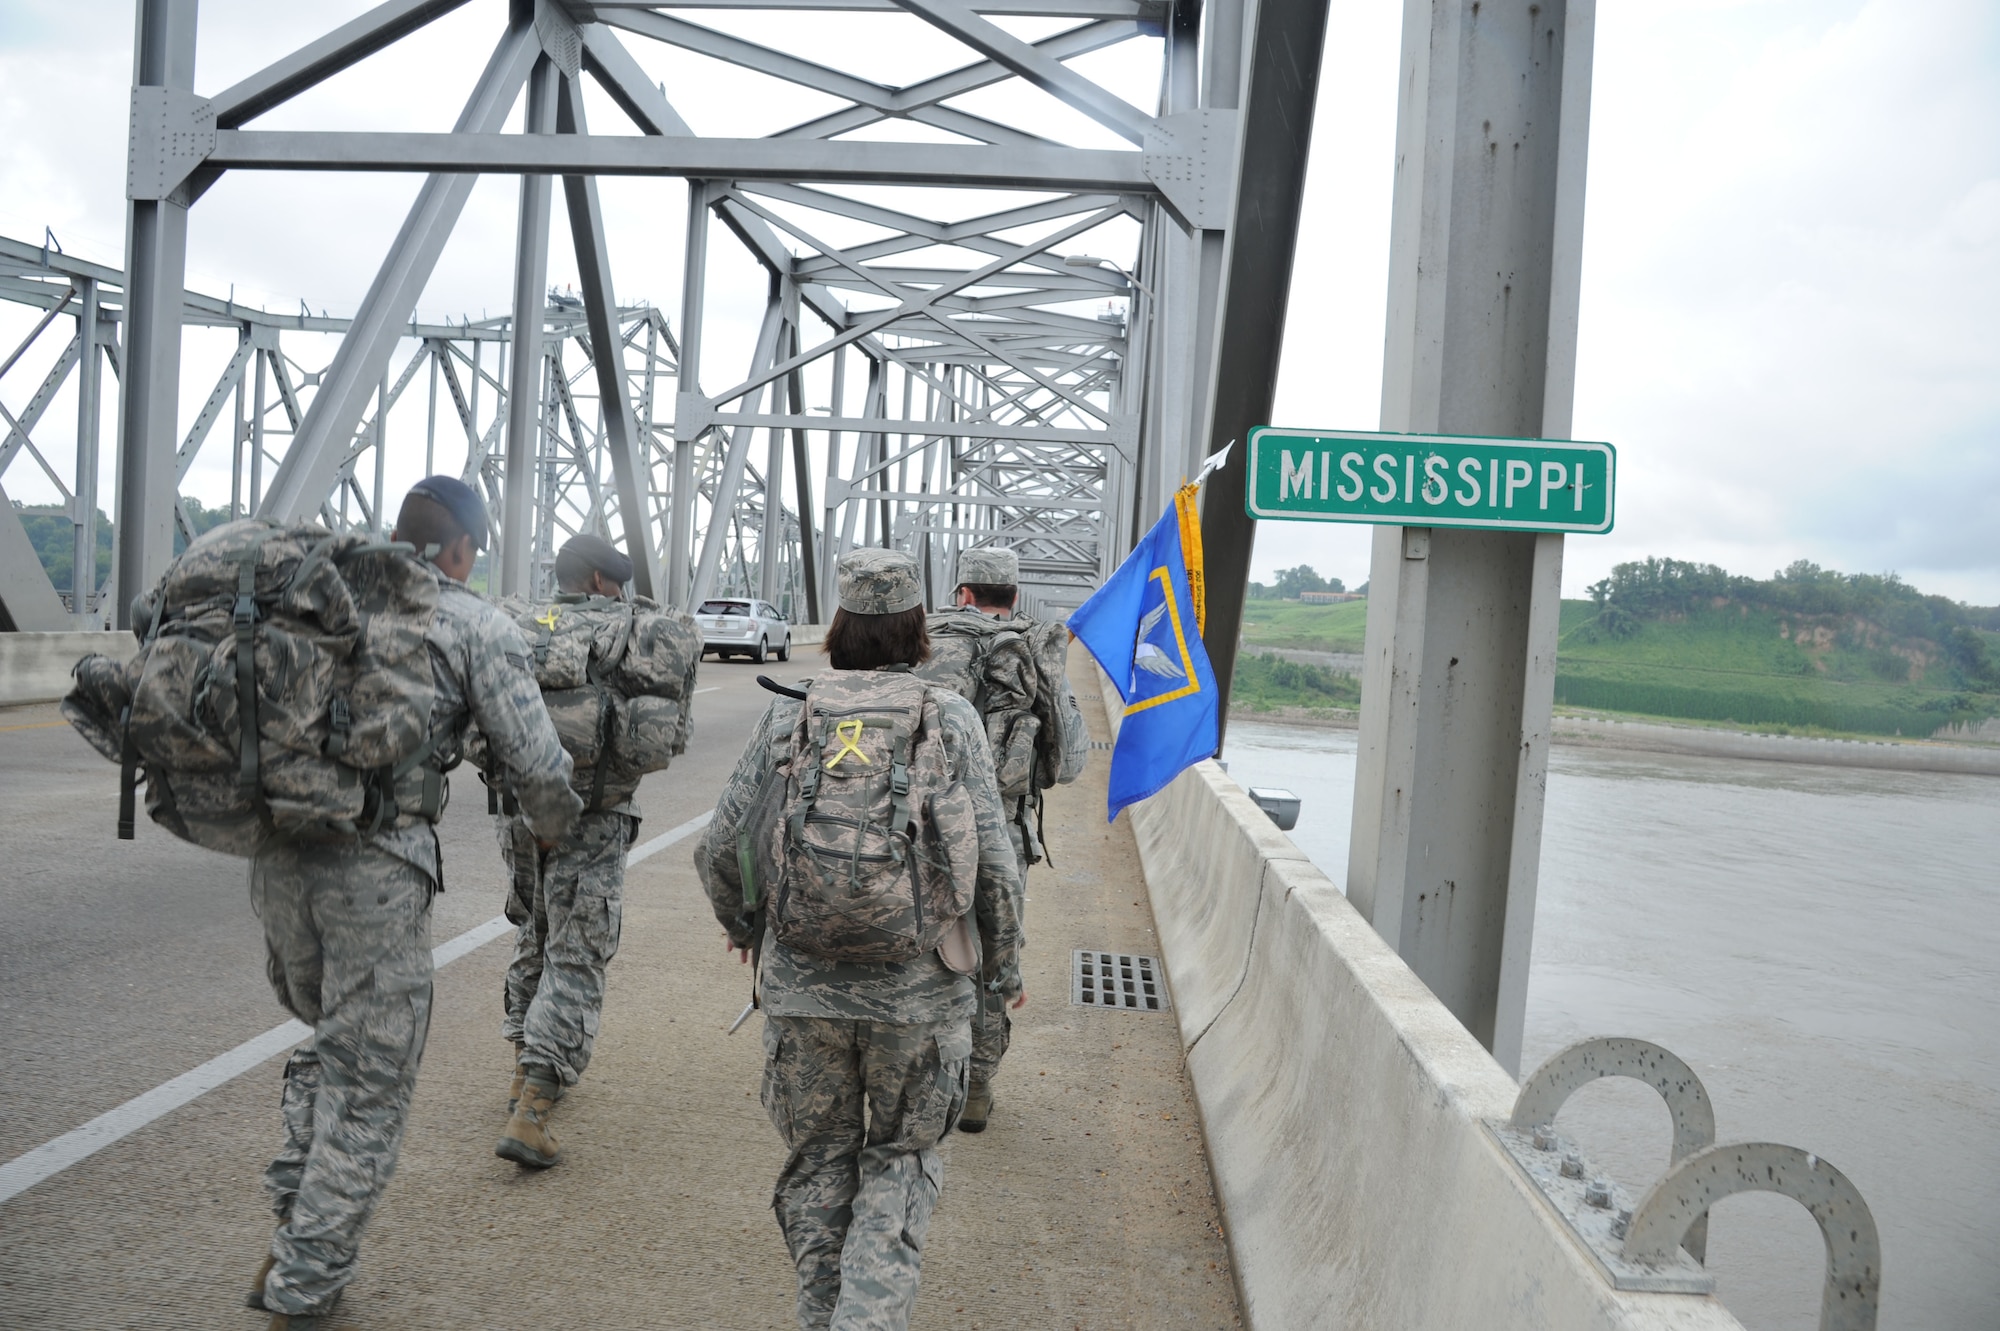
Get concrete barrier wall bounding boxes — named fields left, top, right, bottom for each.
left=1099, top=682, right=1746, bottom=1331
left=0, top=632, right=135, bottom=707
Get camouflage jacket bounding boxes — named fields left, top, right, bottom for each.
left=696, top=682, right=1025, bottom=1023
left=377, top=574, right=583, bottom=880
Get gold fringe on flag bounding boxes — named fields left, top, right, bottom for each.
left=1174, top=482, right=1206, bottom=636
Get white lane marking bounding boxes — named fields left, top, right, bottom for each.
left=431, top=914, right=513, bottom=968
left=0, top=810, right=716, bottom=1206
left=626, top=809, right=712, bottom=866
left=0, top=1018, right=314, bottom=1206
left=693, top=686, right=720, bottom=695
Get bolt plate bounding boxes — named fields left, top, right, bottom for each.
left=1071, top=951, right=1170, bottom=1012
left=1486, top=1123, right=1715, bottom=1295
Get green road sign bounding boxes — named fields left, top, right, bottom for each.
left=1244, top=427, right=1616, bottom=534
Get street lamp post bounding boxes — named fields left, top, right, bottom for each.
left=1063, top=253, right=1156, bottom=304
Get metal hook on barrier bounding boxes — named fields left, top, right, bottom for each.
left=1510, top=1036, right=1715, bottom=1262
left=1622, top=1142, right=1880, bottom=1331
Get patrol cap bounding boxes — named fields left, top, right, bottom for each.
left=837, top=548, right=923, bottom=615
left=555, top=533, right=634, bottom=589
left=956, top=546, right=1018, bottom=588
left=406, top=475, right=490, bottom=551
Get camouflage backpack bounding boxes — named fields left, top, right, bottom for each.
left=61, top=519, right=442, bottom=856
left=486, top=593, right=701, bottom=811
left=752, top=668, right=977, bottom=964
left=919, top=612, right=1075, bottom=798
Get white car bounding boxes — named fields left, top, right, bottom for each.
left=697, top=597, right=792, bottom=663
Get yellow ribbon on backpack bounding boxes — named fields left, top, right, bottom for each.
left=824, top=719, right=872, bottom=770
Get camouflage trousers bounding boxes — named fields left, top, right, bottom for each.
left=500, top=810, right=631, bottom=1086
left=251, top=838, right=435, bottom=1317
left=761, top=1014, right=973, bottom=1331
left=971, top=815, right=1033, bottom=1088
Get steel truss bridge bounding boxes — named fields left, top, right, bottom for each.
left=0, top=0, right=1323, bottom=638
left=1, top=0, right=1642, bottom=1162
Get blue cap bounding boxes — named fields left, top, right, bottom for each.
left=406, top=475, right=489, bottom=551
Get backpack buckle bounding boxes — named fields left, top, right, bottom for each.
left=233, top=556, right=258, bottom=634
left=325, top=697, right=352, bottom=758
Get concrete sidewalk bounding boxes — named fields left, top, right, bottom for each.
left=0, top=646, right=1240, bottom=1329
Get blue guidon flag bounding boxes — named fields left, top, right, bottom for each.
left=1067, top=500, right=1220, bottom=820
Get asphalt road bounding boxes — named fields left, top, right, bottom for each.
left=0, top=651, right=778, bottom=1155
left=0, top=644, right=1242, bottom=1330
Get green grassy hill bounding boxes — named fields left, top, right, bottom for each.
left=1230, top=558, right=2000, bottom=738
left=1554, top=600, right=2000, bottom=737
left=1238, top=599, right=1369, bottom=653
left=1229, top=651, right=1362, bottom=715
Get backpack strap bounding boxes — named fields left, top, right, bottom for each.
left=886, top=731, right=914, bottom=853
left=286, top=535, right=340, bottom=602
left=576, top=601, right=635, bottom=812
left=231, top=545, right=266, bottom=815
left=787, top=700, right=825, bottom=846
left=363, top=705, right=469, bottom=831
left=116, top=577, right=174, bottom=841
left=585, top=687, right=612, bottom=811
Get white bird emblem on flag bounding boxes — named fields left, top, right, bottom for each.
left=1132, top=600, right=1187, bottom=681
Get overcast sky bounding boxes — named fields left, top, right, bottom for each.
left=2, top=0, right=1995, bottom=603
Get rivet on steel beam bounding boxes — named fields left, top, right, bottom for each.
left=1532, top=1123, right=1558, bottom=1151
left=1560, top=1152, right=1584, bottom=1179
left=1585, top=1178, right=1613, bottom=1209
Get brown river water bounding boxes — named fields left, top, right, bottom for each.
left=1222, top=720, right=2000, bottom=1331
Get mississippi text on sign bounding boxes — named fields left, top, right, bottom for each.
left=1244, top=427, right=1616, bottom=534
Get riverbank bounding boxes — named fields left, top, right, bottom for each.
left=1225, top=704, right=2000, bottom=776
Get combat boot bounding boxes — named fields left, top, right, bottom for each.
left=496, top=1072, right=562, bottom=1168
left=246, top=1253, right=275, bottom=1309
left=959, top=1079, right=994, bottom=1133
left=507, top=1043, right=527, bottom=1113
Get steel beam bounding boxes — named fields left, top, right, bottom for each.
left=210, top=0, right=478, bottom=128
left=502, top=54, right=558, bottom=594
left=204, top=132, right=1160, bottom=195
left=689, top=291, right=785, bottom=604
left=0, top=479, right=72, bottom=630
left=73, top=0, right=1178, bottom=632
left=1346, top=0, right=1596, bottom=1073
left=72, top=280, right=104, bottom=623
left=115, top=0, right=199, bottom=626
left=668, top=182, right=709, bottom=609
left=255, top=21, right=537, bottom=523
left=557, top=73, right=663, bottom=600
left=1195, top=0, right=1330, bottom=737
left=886, top=0, right=1155, bottom=145
left=784, top=329, right=820, bottom=624
left=579, top=0, right=1164, bottom=13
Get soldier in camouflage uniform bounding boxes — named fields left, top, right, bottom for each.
left=697, top=548, right=1025, bottom=1331
left=929, top=546, right=1089, bottom=1131
left=496, top=534, right=639, bottom=1169
left=252, top=478, right=582, bottom=1331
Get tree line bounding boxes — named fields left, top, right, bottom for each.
left=13, top=499, right=238, bottom=593
left=1584, top=556, right=2000, bottom=691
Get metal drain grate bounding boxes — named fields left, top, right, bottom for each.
left=1071, top=951, right=1171, bottom=1012
left=1089, top=740, right=1114, bottom=751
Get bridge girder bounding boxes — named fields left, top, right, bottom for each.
left=3, top=0, right=1326, bottom=635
